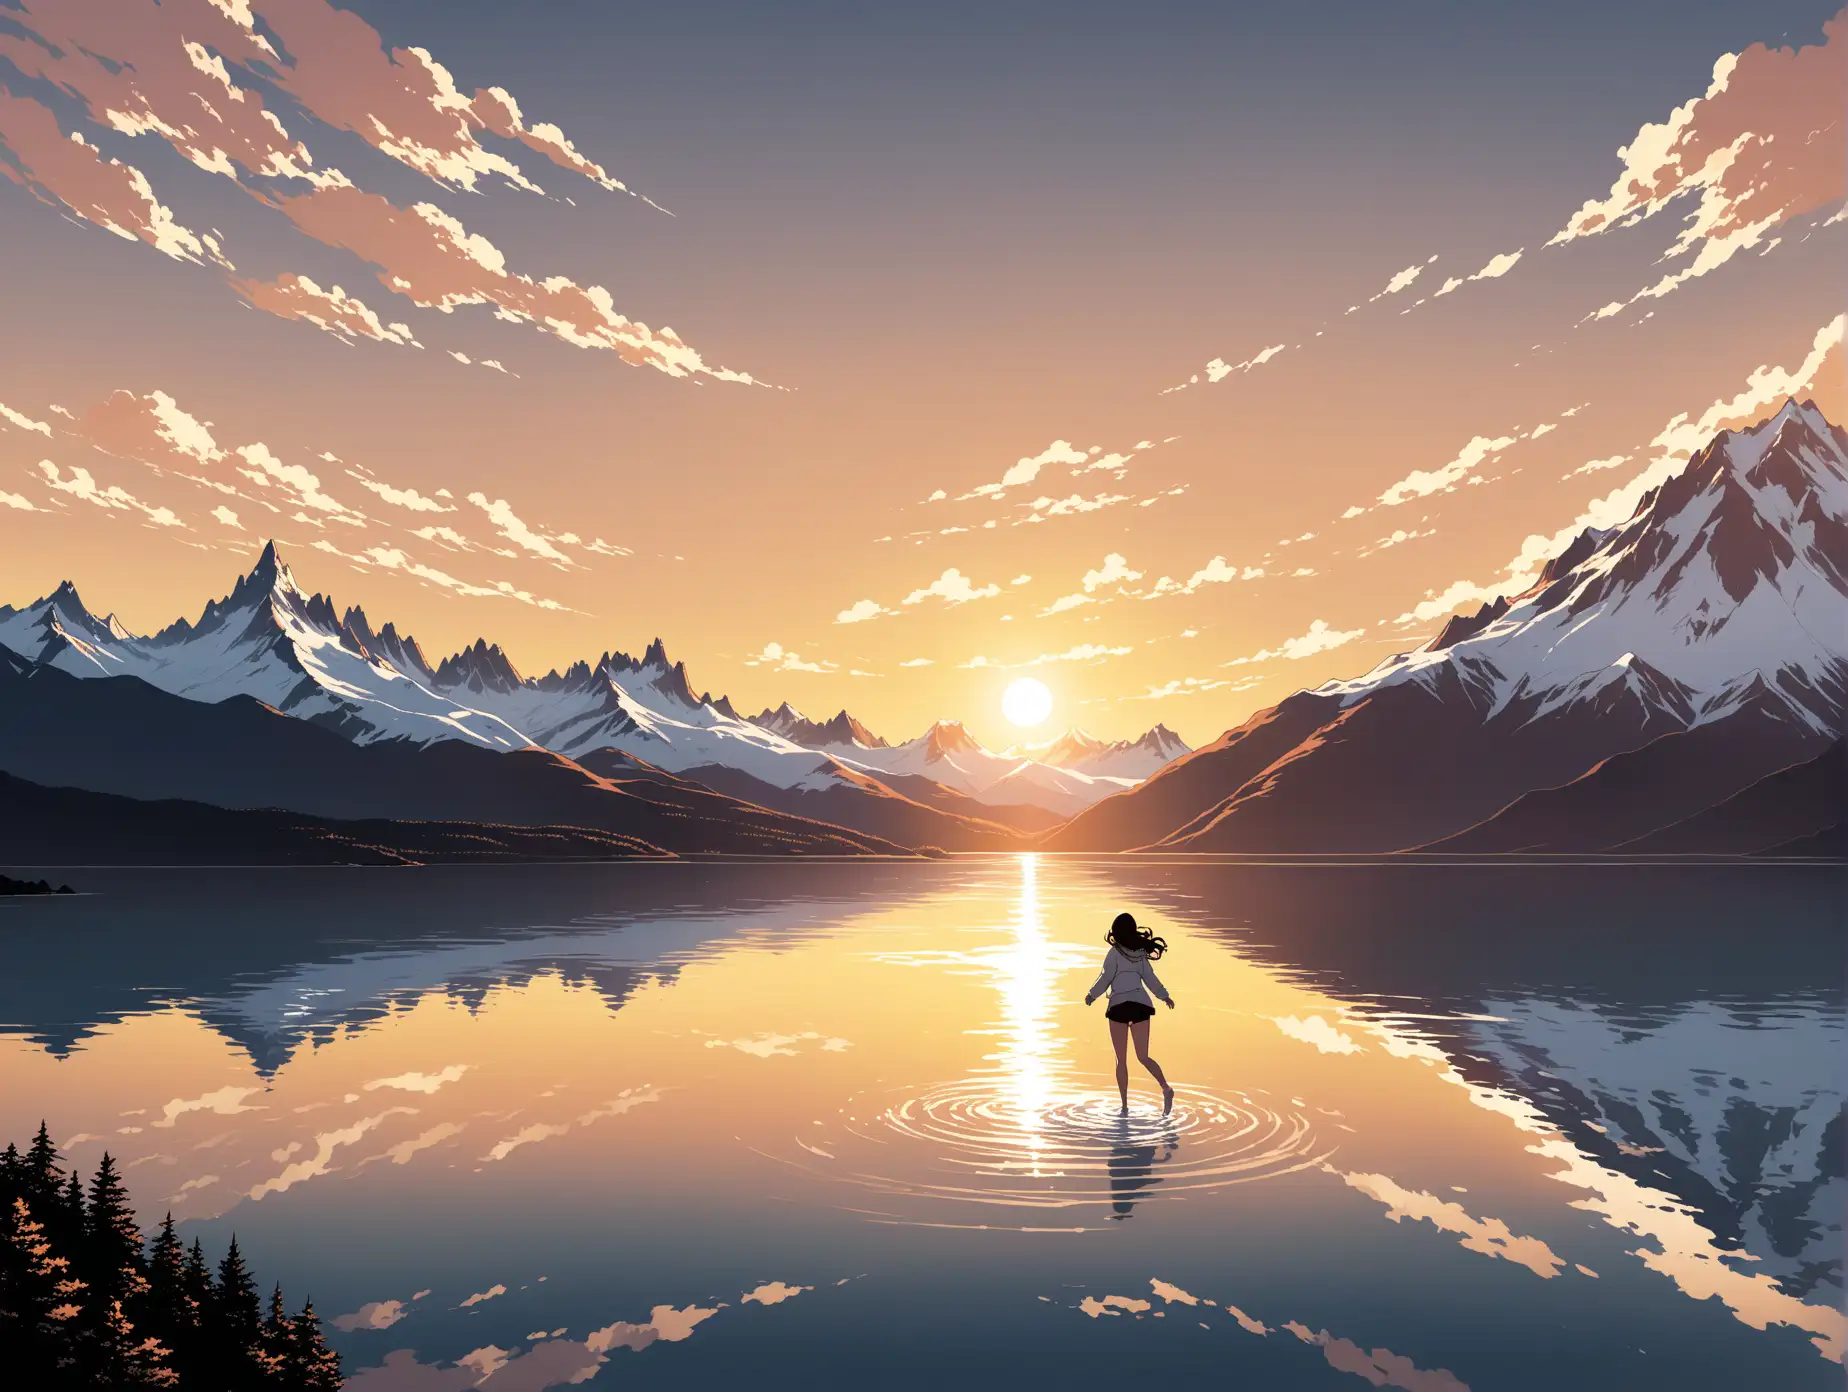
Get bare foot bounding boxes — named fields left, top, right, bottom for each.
left=1162, top=1085, right=1175, bottom=1117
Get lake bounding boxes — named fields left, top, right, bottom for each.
left=0, top=857, right=1839, bottom=1390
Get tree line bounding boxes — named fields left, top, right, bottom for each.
left=0, top=1124, right=343, bottom=1389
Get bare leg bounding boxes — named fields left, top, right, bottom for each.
left=1109, top=1019, right=1130, bottom=1113
left=1131, top=1020, right=1174, bottom=1115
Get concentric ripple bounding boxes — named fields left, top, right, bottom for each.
left=763, top=1073, right=1334, bottom=1224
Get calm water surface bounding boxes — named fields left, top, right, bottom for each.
left=0, top=858, right=1839, bottom=1390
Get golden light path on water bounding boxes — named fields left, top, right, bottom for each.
left=763, top=855, right=1333, bottom=1226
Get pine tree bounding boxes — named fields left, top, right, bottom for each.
left=0, top=1194, right=87, bottom=1386
left=142, top=1214, right=190, bottom=1343
left=54, top=1168, right=86, bottom=1257
left=85, top=1152, right=146, bottom=1303
left=258, top=1281, right=292, bottom=1384
left=213, top=1235, right=264, bottom=1387
left=0, top=1141, right=21, bottom=1209
left=288, top=1297, right=344, bottom=1392
left=175, top=1236, right=214, bottom=1386
left=23, top=1121, right=63, bottom=1212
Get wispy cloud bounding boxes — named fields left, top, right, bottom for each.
left=836, top=598, right=895, bottom=624
left=904, top=567, right=1001, bottom=606
left=1557, top=14, right=1846, bottom=319
left=37, top=460, right=184, bottom=527
left=744, top=642, right=836, bottom=673
left=1226, top=619, right=1363, bottom=666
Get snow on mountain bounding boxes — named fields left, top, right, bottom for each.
left=0, top=544, right=1166, bottom=818
left=748, top=702, right=889, bottom=750
left=1050, top=398, right=1848, bottom=852
left=0, top=544, right=530, bottom=748
left=838, top=720, right=1135, bottom=815
left=1011, top=725, right=1191, bottom=780
left=1327, top=399, right=1848, bottom=732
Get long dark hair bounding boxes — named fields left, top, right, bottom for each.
left=1107, top=911, right=1167, bottom=960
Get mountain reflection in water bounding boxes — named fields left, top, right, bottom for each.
left=0, top=857, right=1836, bottom=1390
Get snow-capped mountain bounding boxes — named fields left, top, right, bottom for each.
left=748, top=702, right=889, bottom=751
left=1326, top=399, right=1846, bottom=734
left=1009, top=725, right=1191, bottom=780
left=1050, top=399, right=1848, bottom=852
left=838, top=720, right=1139, bottom=817
left=0, top=543, right=529, bottom=749
left=0, top=540, right=1178, bottom=845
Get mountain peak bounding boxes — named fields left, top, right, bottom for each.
left=433, top=638, right=524, bottom=693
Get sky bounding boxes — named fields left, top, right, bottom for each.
left=0, top=0, right=1841, bottom=749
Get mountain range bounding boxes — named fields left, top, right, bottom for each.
left=0, top=544, right=1185, bottom=859
left=1048, top=399, right=1846, bottom=856
left=0, top=401, right=1839, bottom=862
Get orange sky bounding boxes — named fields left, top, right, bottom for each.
left=0, top=2, right=1841, bottom=747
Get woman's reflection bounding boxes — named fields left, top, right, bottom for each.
left=1107, top=1122, right=1178, bottom=1221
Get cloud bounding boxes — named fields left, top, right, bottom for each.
left=154, top=1085, right=263, bottom=1129
left=481, top=1089, right=661, bottom=1163
left=249, top=1109, right=418, bottom=1199
left=1018, top=491, right=1130, bottom=521
left=37, top=461, right=184, bottom=527
left=1148, top=556, right=1265, bottom=596
left=411, top=525, right=475, bottom=550
left=0, top=489, right=40, bottom=512
left=67, top=390, right=226, bottom=481
left=1369, top=258, right=1434, bottom=301
left=1359, top=527, right=1436, bottom=557
left=0, top=402, right=51, bottom=435
left=1557, top=14, right=1846, bottom=318
left=741, top=1281, right=811, bottom=1306
left=1397, top=314, right=1843, bottom=629
left=235, top=443, right=360, bottom=520
left=276, top=186, right=752, bottom=379
left=457, top=1285, right=507, bottom=1309
left=705, top=1030, right=852, bottom=1057
left=1227, top=619, right=1364, bottom=666
left=836, top=598, right=895, bottom=624
left=351, top=475, right=453, bottom=513
left=898, top=657, right=934, bottom=667
left=234, top=273, right=420, bottom=346
left=0, top=4, right=750, bottom=378
left=903, top=567, right=1001, bottom=606
left=467, top=493, right=572, bottom=564
left=376, top=1123, right=465, bottom=1167
left=1371, top=434, right=1515, bottom=508
left=211, top=505, right=242, bottom=528
left=1041, top=593, right=1092, bottom=615
left=0, top=90, right=229, bottom=267
left=1564, top=454, right=1630, bottom=479
left=1029, top=643, right=1133, bottom=665
left=320, top=541, right=571, bottom=610
left=1129, top=676, right=1250, bottom=700
left=1340, top=1170, right=1564, bottom=1279
left=364, top=1065, right=470, bottom=1095
left=1082, top=553, right=1143, bottom=592
left=1166, top=344, right=1285, bottom=392
left=334, top=1300, right=410, bottom=1332
left=957, top=440, right=1088, bottom=499
left=1270, top=1015, right=1364, bottom=1055
left=744, top=642, right=836, bottom=674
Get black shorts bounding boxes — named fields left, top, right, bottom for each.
left=1105, top=1001, right=1156, bottom=1024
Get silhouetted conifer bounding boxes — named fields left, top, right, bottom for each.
left=0, top=1194, right=87, bottom=1385
left=23, top=1121, right=63, bottom=1211
left=287, top=1298, right=344, bottom=1392
left=0, top=1131, right=344, bottom=1389
left=86, top=1152, right=147, bottom=1302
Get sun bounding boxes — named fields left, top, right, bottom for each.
left=1002, top=677, right=1054, bottom=728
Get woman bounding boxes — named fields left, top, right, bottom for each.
left=1083, top=911, right=1176, bottom=1116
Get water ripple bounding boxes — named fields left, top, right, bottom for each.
left=764, top=1075, right=1334, bottom=1225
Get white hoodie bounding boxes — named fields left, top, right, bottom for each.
left=1084, top=946, right=1172, bottom=1010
